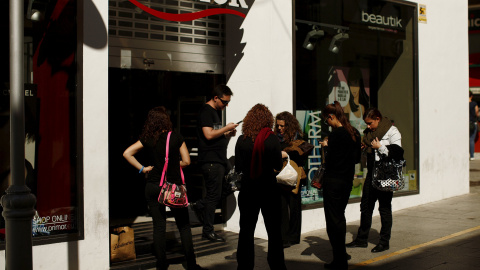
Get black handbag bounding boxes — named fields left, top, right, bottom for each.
left=311, top=146, right=325, bottom=190
left=372, top=153, right=406, bottom=192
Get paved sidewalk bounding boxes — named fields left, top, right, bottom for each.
left=159, top=166, right=480, bottom=270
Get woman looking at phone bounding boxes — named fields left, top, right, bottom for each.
left=319, top=101, right=361, bottom=270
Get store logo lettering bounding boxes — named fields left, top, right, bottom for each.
left=362, top=10, right=402, bottom=28
left=128, top=0, right=247, bottom=22
left=469, top=17, right=480, bottom=28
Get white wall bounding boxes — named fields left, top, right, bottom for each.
left=224, top=0, right=293, bottom=237
left=224, top=0, right=470, bottom=238
left=0, top=1, right=111, bottom=269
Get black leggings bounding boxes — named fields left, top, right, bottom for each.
left=145, top=182, right=196, bottom=270
left=323, top=177, right=352, bottom=265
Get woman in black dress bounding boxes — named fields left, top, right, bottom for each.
left=320, top=101, right=361, bottom=269
left=235, top=104, right=287, bottom=270
left=123, top=106, right=206, bottom=270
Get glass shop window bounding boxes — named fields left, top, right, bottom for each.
left=0, top=0, right=81, bottom=246
left=294, top=0, right=419, bottom=206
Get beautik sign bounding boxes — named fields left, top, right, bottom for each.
left=129, top=0, right=248, bottom=21
left=362, top=10, right=402, bottom=28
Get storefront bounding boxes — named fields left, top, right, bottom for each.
left=469, top=4, right=480, bottom=152
left=0, top=0, right=470, bottom=269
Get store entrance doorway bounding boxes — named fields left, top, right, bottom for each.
left=108, top=68, right=225, bottom=225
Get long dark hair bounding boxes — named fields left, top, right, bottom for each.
left=242, top=104, right=274, bottom=142
left=274, top=111, right=302, bottom=143
left=322, top=101, right=357, bottom=142
left=140, top=106, right=172, bottom=142
left=347, top=67, right=369, bottom=112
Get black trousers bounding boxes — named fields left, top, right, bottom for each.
left=197, top=163, right=226, bottom=234
left=236, top=186, right=287, bottom=270
left=355, top=177, right=393, bottom=246
left=323, top=177, right=352, bottom=267
left=280, top=188, right=302, bottom=244
left=145, top=182, right=196, bottom=270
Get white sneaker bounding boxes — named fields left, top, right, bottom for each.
left=470, top=157, right=475, bottom=161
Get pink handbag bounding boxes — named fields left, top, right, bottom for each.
left=157, top=132, right=189, bottom=208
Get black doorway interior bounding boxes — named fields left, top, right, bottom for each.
left=108, top=68, right=225, bottom=222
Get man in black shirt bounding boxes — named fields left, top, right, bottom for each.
left=193, top=84, right=238, bottom=242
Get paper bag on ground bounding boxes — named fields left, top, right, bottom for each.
left=110, top=226, right=136, bottom=262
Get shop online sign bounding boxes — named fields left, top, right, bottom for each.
left=129, top=0, right=248, bottom=21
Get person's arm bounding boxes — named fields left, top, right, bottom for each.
left=179, top=142, right=191, bottom=168
left=123, top=140, right=153, bottom=174
left=476, top=105, right=479, bottom=118
left=202, top=122, right=238, bottom=140
left=376, top=127, right=402, bottom=156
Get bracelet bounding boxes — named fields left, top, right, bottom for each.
left=139, top=166, right=144, bottom=174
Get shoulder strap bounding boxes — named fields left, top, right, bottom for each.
left=159, top=132, right=171, bottom=187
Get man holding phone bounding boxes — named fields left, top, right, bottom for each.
left=192, top=84, right=238, bottom=242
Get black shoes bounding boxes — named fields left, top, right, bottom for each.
left=190, top=202, right=204, bottom=224
left=345, top=240, right=368, bottom=248
left=202, top=232, right=225, bottom=242
left=371, top=243, right=389, bottom=253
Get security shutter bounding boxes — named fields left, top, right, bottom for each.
left=108, top=0, right=224, bottom=73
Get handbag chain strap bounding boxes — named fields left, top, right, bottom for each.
left=159, top=131, right=185, bottom=187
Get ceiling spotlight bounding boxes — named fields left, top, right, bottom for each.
left=329, top=31, right=349, bottom=54
left=30, top=9, right=42, bottom=21
left=303, top=27, right=324, bottom=51
left=27, top=0, right=47, bottom=22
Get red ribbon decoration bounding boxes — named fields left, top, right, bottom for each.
left=129, top=0, right=246, bottom=22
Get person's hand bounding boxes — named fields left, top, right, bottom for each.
left=361, top=143, right=366, bottom=150
left=319, top=138, right=328, bottom=147
left=281, top=151, right=288, bottom=158
left=225, top=128, right=237, bottom=137
left=143, top=166, right=154, bottom=173
left=224, top=122, right=239, bottom=137
left=371, top=137, right=381, bottom=149
left=226, top=122, right=239, bottom=131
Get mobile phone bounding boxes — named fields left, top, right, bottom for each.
left=237, top=120, right=243, bottom=124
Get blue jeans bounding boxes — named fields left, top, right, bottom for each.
left=470, top=122, right=477, bottom=158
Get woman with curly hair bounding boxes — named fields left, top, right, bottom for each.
left=274, top=111, right=304, bottom=248
left=123, top=106, right=206, bottom=270
left=235, top=104, right=287, bottom=270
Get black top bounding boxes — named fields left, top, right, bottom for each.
left=197, top=104, right=228, bottom=166
left=235, top=134, right=283, bottom=189
left=324, top=127, right=361, bottom=181
left=470, top=101, right=478, bottom=122
left=140, top=131, right=185, bottom=184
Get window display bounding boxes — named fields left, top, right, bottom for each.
left=0, top=0, right=79, bottom=244
left=294, top=0, right=418, bottom=205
